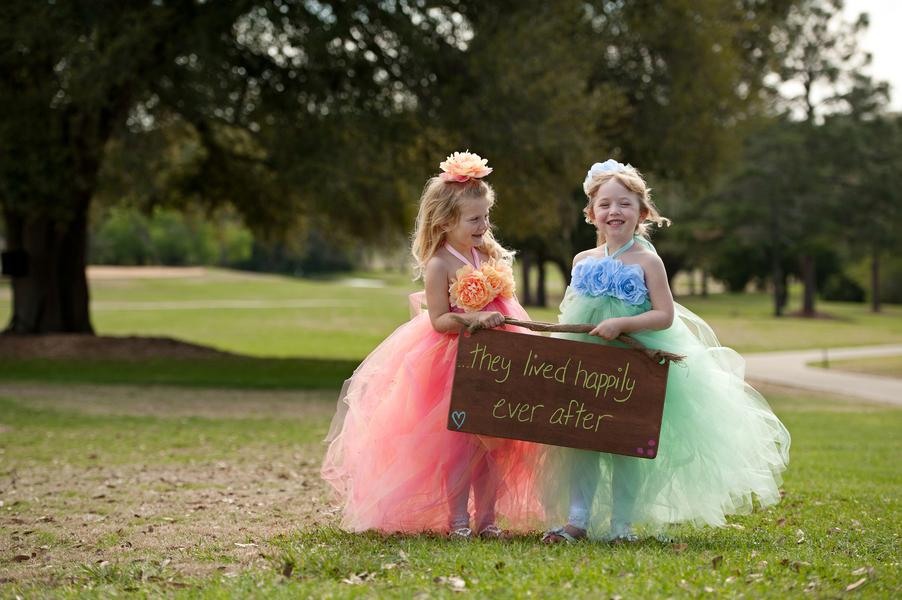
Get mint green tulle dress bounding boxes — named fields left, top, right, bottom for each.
left=541, top=238, right=790, bottom=540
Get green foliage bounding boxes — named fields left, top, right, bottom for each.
left=90, top=206, right=252, bottom=267
left=820, top=272, right=865, bottom=303
left=848, top=254, right=902, bottom=305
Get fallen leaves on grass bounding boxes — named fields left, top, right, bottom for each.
left=779, top=558, right=811, bottom=572
left=845, top=577, right=867, bottom=592
left=711, top=555, right=723, bottom=570
left=670, top=543, right=688, bottom=554
left=342, top=571, right=376, bottom=585
left=434, top=575, right=466, bottom=591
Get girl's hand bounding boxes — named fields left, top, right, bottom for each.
left=589, top=318, right=623, bottom=340
left=474, top=311, right=505, bottom=329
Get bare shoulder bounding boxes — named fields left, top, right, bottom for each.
left=424, top=254, right=452, bottom=286
left=572, top=247, right=603, bottom=267
left=632, top=248, right=666, bottom=277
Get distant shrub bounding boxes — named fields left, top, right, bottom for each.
left=90, top=206, right=252, bottom=267
left=820, top=272, right=865, bottom=303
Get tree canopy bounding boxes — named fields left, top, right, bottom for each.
left=1, top=0, right=897, bottom=333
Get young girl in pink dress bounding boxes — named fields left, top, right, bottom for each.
left=321, top=152, right=540, bottom=538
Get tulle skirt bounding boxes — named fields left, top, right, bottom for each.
left=540, top=290, right=791, bottom=539
left=321, top=295, right=543, bottom=533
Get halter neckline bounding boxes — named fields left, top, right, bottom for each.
left=445, top=244, right=482, bottom=268
left=603, top=237, right=635, bottom=259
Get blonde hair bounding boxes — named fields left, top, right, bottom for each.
left=583, top=167, right=670, bottom=245
left=411, top=177, right=513, bottom=279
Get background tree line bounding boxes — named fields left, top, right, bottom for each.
left=1, top=0, right=898, bottom=334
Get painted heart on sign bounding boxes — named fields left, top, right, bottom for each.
left=451, top=410, right=466, bottom=430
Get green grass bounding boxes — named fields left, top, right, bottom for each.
left=2, top=268, right=901, bottom=363
left=1, top=386, right=899, bottom=598
left=1, top=267, right=900, bottom=596
left=0, top=356, right=356, bottom=389
left=809, top=355, right=902, bottom=379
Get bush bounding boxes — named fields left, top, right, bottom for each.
left=848, top=254, right=902, bottom=305
left=90, top=206, right=252, bottom=267
left=820, top=272, right=865, bottom=302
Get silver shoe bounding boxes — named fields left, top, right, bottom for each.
left=448, top=527, right=473, bottom=540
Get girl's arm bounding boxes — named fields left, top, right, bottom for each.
left=589, top=255, right=675, bottom=340
left=424, top=258, right=504, bottom=334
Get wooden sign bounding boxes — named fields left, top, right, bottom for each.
left=448, top=329, right=670, bottom=458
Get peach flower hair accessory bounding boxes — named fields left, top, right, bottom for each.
left=439, top=151, right=493, bottom=182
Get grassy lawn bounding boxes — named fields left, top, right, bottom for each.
left=1, top=268, right=900, bottom=597
left=0, top=357, right=357, bottom=390
left=1, top=382, right=899, bottom=598
left=2, top=267, right=900, bottom=364
left=808, top=355, right=902, bottom=379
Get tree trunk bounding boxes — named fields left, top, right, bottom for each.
left=772, top=253, right=785, bottom=317
left=554, top=257, right=571, bottom=287
left=536, top=258, right=547, bottom=308
left=520, top=251, right=533, bottom=306
left=871, top=246, right=881, bottom=313
left=800, top=254, right=816, bottom=317
left=4, top=196, right=94, bottom=334
left=701, top=269, right=709, bottom=297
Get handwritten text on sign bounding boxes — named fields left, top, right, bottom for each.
left=448, top=329, right=669, bottom=458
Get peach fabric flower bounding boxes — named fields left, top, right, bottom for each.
left=439, top=151, right=493, bottom=182
left=481, top=261, right=515, bottom=299
left=449, top=265, right=494, bottom=312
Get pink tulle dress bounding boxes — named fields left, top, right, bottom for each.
left=321, top=247, right=542, bottom=533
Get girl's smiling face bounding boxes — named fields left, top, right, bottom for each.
left=589, top=179, right=646, bottom=239
left=444, top=195, right=491, bottom=252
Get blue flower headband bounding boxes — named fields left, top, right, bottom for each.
left=582, top=159, right=633, bottom=195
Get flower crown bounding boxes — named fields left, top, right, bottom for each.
left=582, top=159, right=633, bottom=195
left=439, top=151, right=493, bottom=183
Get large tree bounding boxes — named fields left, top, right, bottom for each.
left=0, top=0, right=467, bottom=333
left=766, top=0, right=873, bottom=316
left=820, top=76, right=900, bottom=312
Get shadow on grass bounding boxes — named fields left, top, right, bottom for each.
left=0, top=356, right=358, bottom=390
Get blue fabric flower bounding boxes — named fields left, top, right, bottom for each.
left=612, top=264, right=648, bottom=305
left=586, top=259, right=619, bottom=296
left=571, top=258, right=648, bottom=305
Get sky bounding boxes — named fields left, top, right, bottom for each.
left=844, top=0, right=902, bottom=110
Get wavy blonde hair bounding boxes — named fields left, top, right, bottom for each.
left=583, top=167, right=670, bottom=245
left=411, top=177, right=513, bottom=279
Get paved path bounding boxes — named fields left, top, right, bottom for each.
left=744, top=344, right=902, bottom=406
